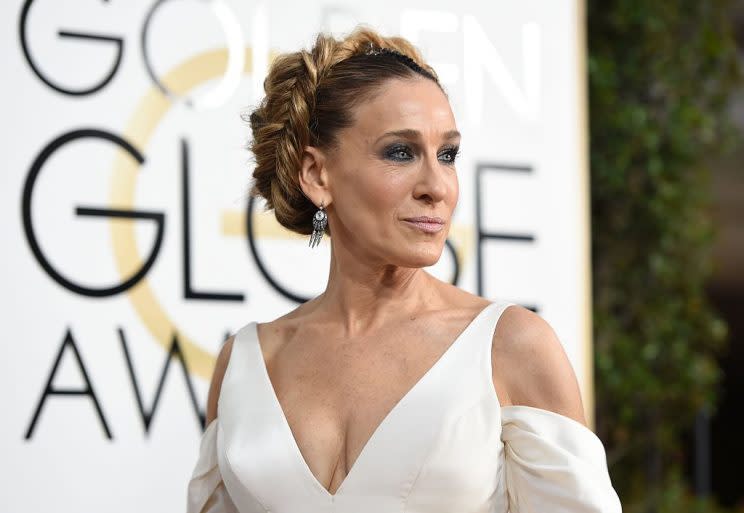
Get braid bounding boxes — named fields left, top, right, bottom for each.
left=248, top=42, right=334, bottom=233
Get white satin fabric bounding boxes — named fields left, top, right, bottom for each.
left=186, top=301, right=622, bottom=512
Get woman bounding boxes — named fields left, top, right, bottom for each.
left=186, top=26, right=622, bottom=513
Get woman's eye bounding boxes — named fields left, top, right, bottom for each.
left=384, top=144, right=460, bottom=163
left=385, top=145, right=414, bottom=161
left=439, top=147, right=460, bottom=164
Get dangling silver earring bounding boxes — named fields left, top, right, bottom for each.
left=309, top=201, right=327, bottom=248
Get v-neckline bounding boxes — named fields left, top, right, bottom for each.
left=249, top=301, right=496, bottom=500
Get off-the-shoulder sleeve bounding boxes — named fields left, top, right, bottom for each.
left=186, top=418, right=239, bottom=513
left=500, top=405, right=622, bottom=513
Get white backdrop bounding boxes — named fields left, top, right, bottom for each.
left=1, top=1, right=589, bottom=511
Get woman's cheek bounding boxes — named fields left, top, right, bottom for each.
left=365, top=173, right=409, bottom=207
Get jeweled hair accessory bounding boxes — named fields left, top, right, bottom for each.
left=363, top=43, right=433, bottom=79
left=364, top=42, right=385, bottom=56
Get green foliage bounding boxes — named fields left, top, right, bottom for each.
left=656, top=467, right=742, bottom=513
left=587, top=0, right=742, bottom=510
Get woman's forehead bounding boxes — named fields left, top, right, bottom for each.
left=349, top=78, right=456, bottom=141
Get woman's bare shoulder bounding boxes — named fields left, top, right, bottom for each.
left=433, top=280, right=493, bottom=312
left=491, top=305, right=588, bottom=426
left=254, top=298, right=320, bottom=353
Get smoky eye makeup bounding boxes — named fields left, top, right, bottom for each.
left=381, top=142, right=461, bottom=164
left=383, top=143, right=415, bottom=161
left=438, top=145, right=461, bottom=164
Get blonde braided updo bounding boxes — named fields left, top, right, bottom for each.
left=244, top=26, right=440, bottom=237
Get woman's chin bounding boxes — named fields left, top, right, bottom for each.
left=397, top=246, right=444, bottom=268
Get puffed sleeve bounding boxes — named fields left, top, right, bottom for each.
left=500, top=405, right=622, bottom=513
left=186, top=418, right=239, bottom=513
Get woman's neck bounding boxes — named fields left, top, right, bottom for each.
left=315, top=247, right=438, bottom=336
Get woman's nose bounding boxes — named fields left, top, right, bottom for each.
left=413, top=153, right=449, bottom=203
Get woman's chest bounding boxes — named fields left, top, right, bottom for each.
left=216, top=304, right=507, bottom=509
left=261, top=322, right=479, bottom=494
left=219, top=371, right=505, bottom=511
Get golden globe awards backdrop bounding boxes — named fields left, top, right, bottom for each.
left=1, top=1, right=588, bottom=511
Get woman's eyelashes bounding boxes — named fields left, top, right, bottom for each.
left=382, top=143, right=460, bottom=164
left=384, top=144, right=414, bottom=161
left=439, top=145, right=461, bottom=164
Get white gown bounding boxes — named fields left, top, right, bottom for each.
left=186, top=301, right=623, bottom=512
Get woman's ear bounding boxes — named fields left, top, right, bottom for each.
left=299, top=145, right=332, bottom=207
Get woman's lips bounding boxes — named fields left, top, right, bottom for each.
left=402, top=218, right=445, bottom=233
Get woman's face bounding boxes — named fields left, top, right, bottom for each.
left=323, top=77, right=460, bottom=269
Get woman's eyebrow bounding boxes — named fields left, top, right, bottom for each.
left=441, top=130, right=461, bottom=141
left=374, top=129, right=461, bottom=143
